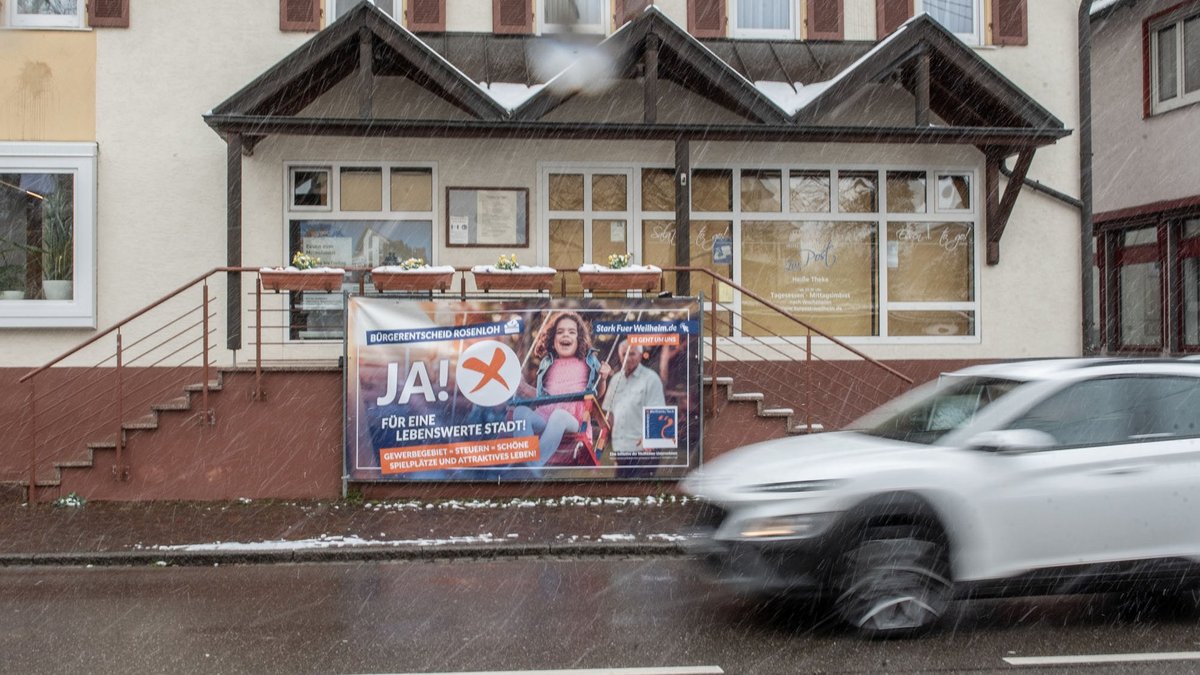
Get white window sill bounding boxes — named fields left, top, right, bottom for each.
left=2, top=25, right=90, bottom=31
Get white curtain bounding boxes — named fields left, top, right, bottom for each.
left=923, top=0, right=974, bottom=35
left=737, top=0, right=790, bottom=31
left=546, top=0, right=604, bottom=26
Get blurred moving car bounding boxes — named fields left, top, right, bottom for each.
left=681, top=358, right=1200, bottom=637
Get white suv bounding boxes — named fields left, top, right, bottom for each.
left=682, top=358, right=1200, bottom=637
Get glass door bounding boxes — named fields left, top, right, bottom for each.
left=544, top=168, right=634, bottom=295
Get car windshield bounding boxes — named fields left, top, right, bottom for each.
left=854, top=376, right=1024, bottom=445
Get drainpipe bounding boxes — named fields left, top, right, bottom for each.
left=1079, top=0, right=1098, bottom=355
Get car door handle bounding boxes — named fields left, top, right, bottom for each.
left=1093, top=464, right=1151, bottom=476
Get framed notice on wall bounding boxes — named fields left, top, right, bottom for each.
left=446, top=187, right=529, bottom=247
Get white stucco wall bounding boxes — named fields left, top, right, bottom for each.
left=0, top=0, right=1083, bottom=366
left=1092, top=0, right=1200, bottom=214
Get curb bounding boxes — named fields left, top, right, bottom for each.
left=0, top=540, right=688, bottom=568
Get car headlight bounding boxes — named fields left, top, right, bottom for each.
left=745, top=479, right=844, bottom=494
left=738, top=513, right=835, bottom=539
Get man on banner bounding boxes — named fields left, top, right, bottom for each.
left=603, top=337, right=666, bottom=478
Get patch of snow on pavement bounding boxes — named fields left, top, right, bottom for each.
left=150, top=533, right=509, bottom=552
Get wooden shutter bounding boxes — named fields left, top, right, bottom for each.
left=88, top=0, right=129, bottom=28
left=806, top=0, right=843, bottom=40
left=615, top=0, right=651, bottom=27
left=688, top=0, right=724, bottom=38
left=493, top=0, right=532, bottom=34
left=876, top=0, right=912, bottom=38
left=279, top=0, right=320, bottom=32
left=407, top=0, right=445, bottom=31
left=992, top=0, right=1027, bottom=46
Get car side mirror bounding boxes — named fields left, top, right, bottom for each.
left=968, top=429, right=1056, bottom=454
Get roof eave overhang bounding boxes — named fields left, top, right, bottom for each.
left=203, top=114, right=1069, bottom=147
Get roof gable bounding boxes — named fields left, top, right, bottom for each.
left=210, top=2, right=507, bottom=121
left=512, top=7, right=792, bottom=124
left=795, top=14, right=1064, bottom=131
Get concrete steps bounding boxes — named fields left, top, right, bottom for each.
left=17, top=374, right=226, bottom=497
left=704, top=375, right=824, bottom=436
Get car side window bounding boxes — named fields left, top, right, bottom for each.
left=1009, top=375, right=1200, bottom=448
left=1008, top=377, right=1132, bottom=447
left=1128, top=376, right=1200, bottom=439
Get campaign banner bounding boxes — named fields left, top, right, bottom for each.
left=345, top=297, right=702, bottom=481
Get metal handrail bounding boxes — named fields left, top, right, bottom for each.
left=17, top=263, right=912, bottom=500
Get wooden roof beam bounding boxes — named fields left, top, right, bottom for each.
left=984, top=147, right=1035, bottom=265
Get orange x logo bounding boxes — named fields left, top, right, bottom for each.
left=462, top=348, right=509, bottom=393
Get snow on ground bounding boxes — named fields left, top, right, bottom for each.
left=138, top=496, right=691, bottom=552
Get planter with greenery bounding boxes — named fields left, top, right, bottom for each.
left=577, top=254, right=662, bottom=292
left=370, top=258, right=455, bottom=292
left=259, top=252, right=346, bottom=292
left=471, top=254, right=555, bottom=292
left=40, top=191, right=73, bottom=300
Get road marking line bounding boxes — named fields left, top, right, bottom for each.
left=384, top=662, right=720, bottom=667
left=1005, top=651, right=1200, bottom=666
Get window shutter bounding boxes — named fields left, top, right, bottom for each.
left=806, top=0, right=843, bottom=40
left=876, top=0, right=912, bottom=38
left=688, top=0, right=724, bottom=38
left=88, top=0, right=129, bottom=28
left=493, top=0, right=532, bottom=34
left=279, top=0, right=320, bottom=32
left=615, top=0, right=651, bottom=27
left=407, top=0, right=445, bottom=31
left=992, top=0, right=1027, bottom=46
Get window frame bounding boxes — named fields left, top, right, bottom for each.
left=333, top=0, right=395, bottom=21
left=7, top=0, right=87, bottom=29
left=915, top=0, right=982, bottom=45
left=539, top=161, right=981, bottom=345
left=1149, top=6, right=1200, bottom=115
left=281, top=160, right=438, bottom=342
left=540, top=0, right=610, bottom=34
left=730, top=0, right=796, bottom=39
left=0, top=142, right=97, bottom=328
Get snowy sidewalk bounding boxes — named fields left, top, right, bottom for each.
left=0, top=496, right=701, bottom=567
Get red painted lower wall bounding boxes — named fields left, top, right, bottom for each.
left=0, top=359, right=987, bottom=502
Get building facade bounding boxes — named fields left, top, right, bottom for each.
left=2, top=0, right=1079, bottom=363
left=1092, top=0, right=1200, bottom=354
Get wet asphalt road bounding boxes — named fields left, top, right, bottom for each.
left=2, top=556, right=1200, bottom=674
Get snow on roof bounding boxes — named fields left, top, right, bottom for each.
left=754, top=81, right=836, bottom=115
left=478, top=82, right=545, bottom=111
left=1090, top=0, right=1129, bottom=15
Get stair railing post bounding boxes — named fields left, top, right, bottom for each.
left=115, top=328, right=124, bottom=478
left=27, top=381, right=37, bottom=504
left=202, top=281, right=211, bottom=423
left=255, top=273, right=263, bottom=400
left=805, top=330, right=813, bottom=433
left=710, top=276, right=718, bottom=417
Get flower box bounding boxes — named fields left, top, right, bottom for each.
left=577, top=264, right=663, bottom=292
left=259, top=268, right=346, bottom=293
left=371, top=265, right=456, bottom=292
left=470, top=265, right=556, bottom=292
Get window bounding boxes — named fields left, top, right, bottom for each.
left=1008, top=377, right=1200, bottom=447
left=334, top=0, right=394, bottom=20
left=0, top=142, right=96, bottom=328
left=285, top=163, right=435, bottom=340
left=916, top=0, right=981, bottom=44
left=732, top=0, right=793, bottom=38
left=1150, top=8, right=1200, bottom=114
left=542, top=164, right=977, bottom=341
left=1115, top=226, right=1162, bottom=349
left=544, top=168, right=633, bottom=294
left=7, top=0, right=85, bottom=28
left=542, top=0, right=608, bottom=33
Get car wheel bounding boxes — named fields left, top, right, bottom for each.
left=834, top=525, right=952, bottom=638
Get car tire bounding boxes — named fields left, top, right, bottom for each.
left=834, top=524, right=952, bottom=638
